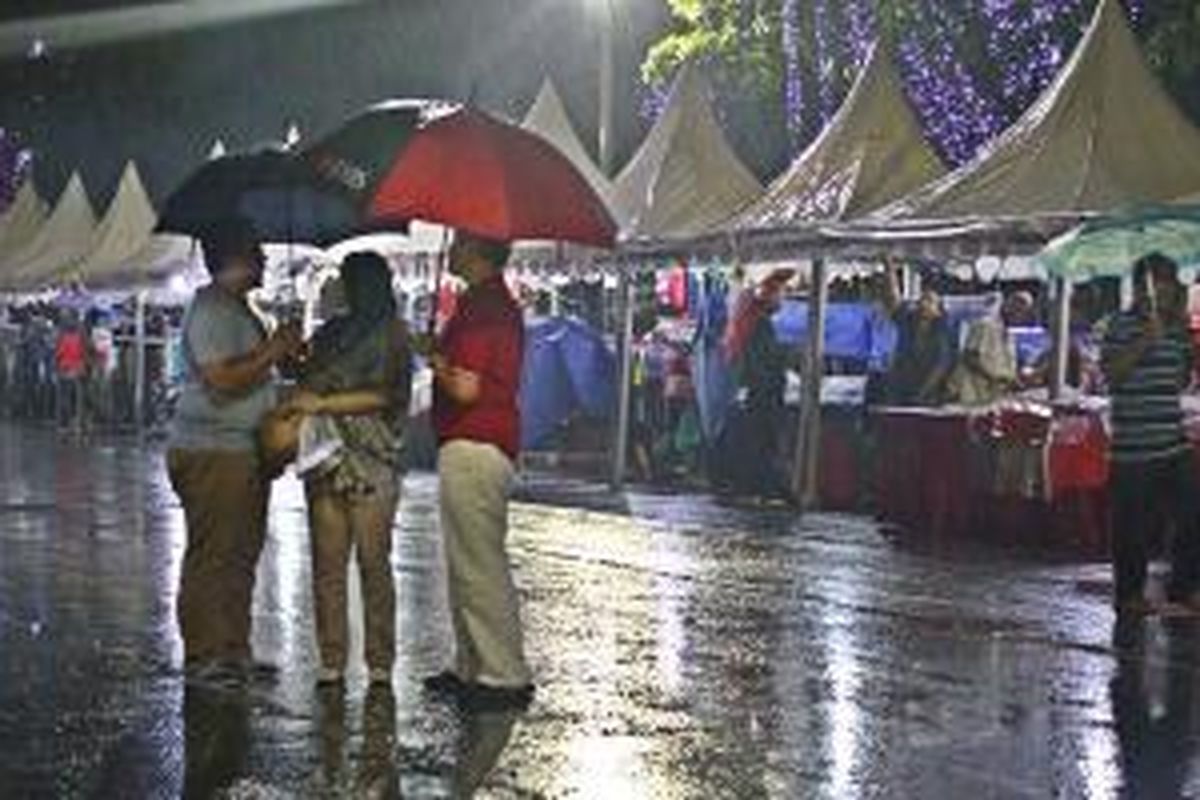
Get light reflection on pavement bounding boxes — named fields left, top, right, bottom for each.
left=1, top=423, right=1198, bottom=798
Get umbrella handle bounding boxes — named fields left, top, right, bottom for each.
left=428, top=227, right=452, bottom=338
left=429, top=254, right=443, bottom=338
left=1144, top=271, right=1159, bottom=319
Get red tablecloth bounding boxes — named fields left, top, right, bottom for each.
left=1047, top=412, right=1109, bottom=492
left=871, top=406, right=1200, bottom=557
left=819, top=413, right=862, bottom=511
left=872, top=409, right=975, bottom=541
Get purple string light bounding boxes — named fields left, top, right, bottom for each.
left=0, top=129, right=32, bottom=212
left=813, top=0, right=836, bottom=120
left=845, top=0, right=875, bottom=68
left=782, top=0, right=804, bottom=146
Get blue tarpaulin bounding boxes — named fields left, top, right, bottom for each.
left=692, top=286, right=735, bottom=443
left=772, top=301, right=893, bottom=367
left=773, top=298, right=1052, bottom=372
left=1012, top=327, right=1051, bottom=366
left=520, top=317, right=617, bottom=449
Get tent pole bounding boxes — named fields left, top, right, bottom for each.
left=611, top=261, right=635, bottom=490
left=552, top=242, right=564, bottom=317
left=134, top=290, right=147, bottom=430
left=1050, top=277, right=1072, bottom=400
left=903, top=264, right=920, bottom=300
left=598, top=0, right=616, bottom=176
left=792, top=257, right=828, bottom=510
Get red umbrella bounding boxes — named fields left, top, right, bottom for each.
left=305, top=101, right=616, bottom=248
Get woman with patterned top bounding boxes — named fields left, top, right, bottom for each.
left=285, top=251, right=412, bottom=686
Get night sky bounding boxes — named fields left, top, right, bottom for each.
left=0, top=1, right=671, bottom=209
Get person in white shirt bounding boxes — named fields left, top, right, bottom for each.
left=948, top=291, right=1034, bottom=406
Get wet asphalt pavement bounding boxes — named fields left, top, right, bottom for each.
left=1, top=423, right=1199, bottom=798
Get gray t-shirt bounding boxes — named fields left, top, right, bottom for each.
left=170, top=284, right=277, bottom=452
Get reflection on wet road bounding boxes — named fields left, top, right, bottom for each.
left=1, top=423, right=1199, bottom=797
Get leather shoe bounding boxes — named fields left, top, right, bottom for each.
left=423, top=670, right=468, bottom=695
left=460, top=682, right=535, bottom=712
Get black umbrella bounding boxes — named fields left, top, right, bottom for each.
left=156, top=148, right=367, bottom=245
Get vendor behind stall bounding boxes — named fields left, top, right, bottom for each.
left=878, top=265, right=954, bottom=406
left=946, top=291, right=1033, bottom=406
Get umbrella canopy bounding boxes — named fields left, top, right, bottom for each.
left=305, top=100, right=616, bottom=248
left=156, top=148, right=360, bottom=245
left=1039, top=205, right=1200, bottom=280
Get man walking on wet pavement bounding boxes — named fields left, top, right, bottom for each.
left=1102, top=252, right=1200, bottom=617
left=167, top=217, right=303, bottom=681
left=423, top=231, right=534, bottom=710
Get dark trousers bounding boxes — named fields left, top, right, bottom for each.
left=1110, top=453, right=1200, bottom=604
left=738, top=401, right=785, bottom=497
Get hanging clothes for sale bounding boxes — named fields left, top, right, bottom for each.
left=691, top=272, right=735, bottom=445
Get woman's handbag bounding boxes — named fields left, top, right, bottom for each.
left=258, top=406, right=302, bottom=480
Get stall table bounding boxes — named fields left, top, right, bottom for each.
left=870, top=402, right=1200, bottom=557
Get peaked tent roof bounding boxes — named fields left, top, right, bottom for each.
left=71, top=161, right=161, bottom=287
left=610, top=63, right=761, bottom=239
left=208, top=139, right=228, bottom=160
left=521, top=79, right=612, bottom=205
left=0, top=180, right=48, bottom=259
left=876, top=0, right=1200, bottom=222
left=82, top=233, right=203, bottom=291
left=735, top=43, right=945, bottom=228
left=2, top=172, right=96, bottom=291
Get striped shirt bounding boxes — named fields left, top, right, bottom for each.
left=1102, top=311, right=1194, bottom=463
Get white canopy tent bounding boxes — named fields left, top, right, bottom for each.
left=109, top=234, right=207, bottom=294
left=875, top=0, right=1200, bottom=223
left=326, top=222, right=448, bottom=269
left=0, top=180, right=47, bottom=263
left=610, top=62, right=761, bottom=240
left=521, top=78, right=612, bottom=207
left=69, top=161, right=161, bottom=289
left=607, top=61, right=763, bottom=486
left=2, top=172, right=96, bottom=291
left=735, top=42, right=945, bottom=229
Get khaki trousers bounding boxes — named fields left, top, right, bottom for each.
left=167, top=449, right=269, bottom=664
left=438, top=440, right=530, bottom=687
left=306, top=481, right=400, bottom=672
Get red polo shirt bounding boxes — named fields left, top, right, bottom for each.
left=434, top=275, right=524, bottom=461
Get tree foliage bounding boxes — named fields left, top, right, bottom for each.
left=643, top=0, right=1200, bottom=171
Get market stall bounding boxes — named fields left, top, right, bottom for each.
left=872, top=397, right=1200, bottom=556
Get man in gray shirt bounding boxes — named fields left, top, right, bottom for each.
left=166, top=217, right=302, bottom=679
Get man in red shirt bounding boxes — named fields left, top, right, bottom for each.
left=425, top=231, right=532, bottom=710
left=55, top=316, right=89, bottom=434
